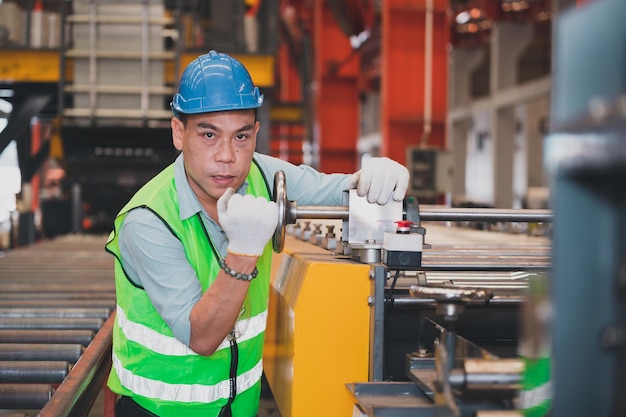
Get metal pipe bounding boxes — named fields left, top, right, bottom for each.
left=0, top=330, right=95, bottom=347
left=88, top=0, right=97, bottom=118
left=449, top=358, right=524, bottom=391
left=420, top=0, right=433, bottom=146
left=0, top=361, right=71, bottom=383
left=0, top=383, right=54, bottom=409
left=293, top=206, right=349, bottom=219
left=140, top=0, right=150, bottom=119
left=0, top=344, right=84, bottom=363
left=390, top=295, right=525, bottom=309
left=294, top=205, right=552, bottom=223
left=420, top=207, right=552, bottom=223
left=0, top=308, right=111, bottom=319
left=0, top=318, right=103, bottom=332
left=421, top=264, right=549, bottom=272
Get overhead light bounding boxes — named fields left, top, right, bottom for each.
left=0, top=89, right=14, bottom=98
left=456, top=11, right=470, bottom=24
left=350, top=29, right=371, bottom=49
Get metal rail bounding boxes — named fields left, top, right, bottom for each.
left=272, top=169, right=552, bottom=252
left=295, top=205, right=553, bottom=223
left=38, top=313, right=114, bottom=417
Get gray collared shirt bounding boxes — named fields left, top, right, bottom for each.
left=119, top=152, right=350, bottom=345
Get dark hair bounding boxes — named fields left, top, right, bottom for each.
left=177, top=108, right=258, bottom=127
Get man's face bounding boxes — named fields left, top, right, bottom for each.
left=172, top=109, right=259, bottom=211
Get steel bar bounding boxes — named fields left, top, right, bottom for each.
left=0, top=361, right=71, bottom=383
left=0, top=344, right=84, bottom=363
left=0, top=383, right=54, bottom=409
left=420, top=264, right=549, bottom=272
left=459, top=358, right=524, bottom=391
left=0, top=318, right=103, bottom=332
left=38, top=313, right=114, bottom=417
left=390, top=295, right=525, bottom=309
left=419, top=207, right=552, bottom=223
left=294, top=206, right=350, bottom=219
left=0, top=330, right=95, bottom=346
left=0, top=308, right=111, bottom=319
left=294, top=205, right=552, bottom=223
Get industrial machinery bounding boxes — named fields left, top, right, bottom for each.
left=264, top=170, right=552, bottom=417
left=0, top=0, right=279, bottom=238
left=0, top=234, right=116, bottom=417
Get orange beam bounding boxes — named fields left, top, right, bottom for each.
left=381, top=0, right=449, bottom=165
left=273, top=31, right=304, bottom=165
left=30, top=118, right=41, bottom=213
left=313, top=0, right=359, bottom=174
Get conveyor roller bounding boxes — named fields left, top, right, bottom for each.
left=0, top=361, right=71, bottom=383
left=0, top=383, right=54, bottom=409
left=0, top=234, right=115, bottom=415
left=0, top=344, right=85, bottom=363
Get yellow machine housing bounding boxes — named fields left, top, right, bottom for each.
left=264, top=235, right=372, bottom=417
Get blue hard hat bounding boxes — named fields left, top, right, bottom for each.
left=171, top=50, right=264, bottom=117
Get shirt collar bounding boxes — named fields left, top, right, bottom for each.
left=174, top=153, right=250, bottom=221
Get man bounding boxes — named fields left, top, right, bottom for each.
left=105, top=50, right=409, bottom=417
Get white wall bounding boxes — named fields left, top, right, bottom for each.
left=465, top=110, right=494, bottom=205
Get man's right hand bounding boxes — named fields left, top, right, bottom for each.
left=217, top=188, right=278, bottom=257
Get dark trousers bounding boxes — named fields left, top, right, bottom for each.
left=115, top=396, right=159, bottom=417
left=115, top=396, right=234, bottom=417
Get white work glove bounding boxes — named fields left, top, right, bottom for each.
left=217, top=188, right=278, bottom=257
left=349, top=157, right=410, bottom=205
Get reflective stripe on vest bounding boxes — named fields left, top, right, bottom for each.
left=112, top=353, right=263, bottom=403
left=116, top=306, right=268, bottom=356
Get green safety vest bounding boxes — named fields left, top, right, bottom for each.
left=105, top=159, right=272, bottom=417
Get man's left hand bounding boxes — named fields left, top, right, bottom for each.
left=350, top=157, right=409, bottom=205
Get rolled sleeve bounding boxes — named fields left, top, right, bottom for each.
left=118, top=208, right=201, bottom=345
left=253, top=153, right=351, bottom=206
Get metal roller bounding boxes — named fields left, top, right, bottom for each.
left=0, top=291, right=115, bottom=300
left=293, top=204, right=552, bottom=223
left=0, top=299, right=115, bottom=309
left=270, top=170, right=553, bottom=252
left=0, top=330, right=95, bottom=346
left=0, top=361, right=71, bottom=383
left=417, top=207, right=552, bottom=223
left=0, top=318, right=104, bottom=332
left=0, top=383, right=54, bottom=409
left=448, top=358, right=524, bottom=391
left=391, top=295, right=525, bottom=309
left=0, top=344, right=85, bottom=363
left=0, top=308, right=111, bottom=319
left=420, top=264, right=549, bottom=272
